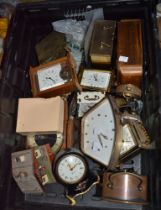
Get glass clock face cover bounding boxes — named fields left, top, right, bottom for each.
left=56, top=154, right=87, bottom=184
left=81, top=97, right=116, bottom=166
left=37, top=63, right=71, bottom=91
left=120, top=124, right=136, bottom=156
left=80, top=70, right=111, bottom=90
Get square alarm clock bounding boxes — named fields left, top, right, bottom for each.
left=80, top=69, right=112, bottom=91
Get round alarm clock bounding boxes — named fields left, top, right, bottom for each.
left=54, top=151, right=88, bottom=185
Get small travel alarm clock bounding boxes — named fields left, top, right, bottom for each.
left=80, top=69, right=112, bottom=91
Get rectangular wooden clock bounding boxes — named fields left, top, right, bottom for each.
left=117, top=19, right=143, bottom=87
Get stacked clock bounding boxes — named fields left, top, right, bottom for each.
left=26, top=46, right=152, bottom=206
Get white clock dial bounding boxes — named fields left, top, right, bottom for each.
left=80, top=70, right=111, bottom=90
left=120, top=124, right=136, bottom=156
left=81, top=97, right=116, bottom=166
left=37, top=64, right=69, bottom=91
left=56, top=154, right=87, bottom=185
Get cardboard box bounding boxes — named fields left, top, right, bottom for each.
left=16, top=97, right=64, bottom=135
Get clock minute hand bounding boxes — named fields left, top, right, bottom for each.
left=45, top=77, right=55, bottom=83
left=98, top=135, right=103, bottom=147
left=67, top=163, right=73, bottom=170
left=94, top=74, right=98, bottom=81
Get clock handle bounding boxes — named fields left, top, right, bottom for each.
left=107, top=172, right=144, bottom=191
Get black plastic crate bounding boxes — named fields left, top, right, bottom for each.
left=0, top=1, right=161, bottom=210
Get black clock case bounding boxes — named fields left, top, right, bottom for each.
left=0, top=0, right=161, bottom=210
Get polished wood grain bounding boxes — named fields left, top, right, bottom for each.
left=117, top=20, right=143, bottom=87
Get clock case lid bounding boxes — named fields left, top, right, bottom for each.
left=29, top=53, right=82, bottom=97
left=81, top=95, right=123, bottom=169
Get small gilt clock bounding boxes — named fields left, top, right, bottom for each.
left=80, top=69, right=112, bottom=91
left=120, top=124, right=137, bottom=157
left=120, top=120, right=151, bottom=161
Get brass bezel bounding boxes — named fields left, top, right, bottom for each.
left=81, top=95, right=122, bottom=169
left=119, top=123, right=138, bottom=160
left=80, top=69, right=113, bottom=92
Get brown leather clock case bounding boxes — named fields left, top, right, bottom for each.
left=102, top=172, right=148, bottom=204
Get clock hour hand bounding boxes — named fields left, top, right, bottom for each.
left=67, top=163, right=72, bottom=170
left=91, top=141, right=94, bottom=150
left=100, top=133, right=108, bottom=140
left=45, top=77, right=55, bottom=83
left=94, top=74, right=98, bottom=81
left=70, top=163, right=80, bottom=170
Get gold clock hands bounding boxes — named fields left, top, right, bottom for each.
left=70, top=163, right=80, bottom=170
left=67, top=163, right=73, bottom=170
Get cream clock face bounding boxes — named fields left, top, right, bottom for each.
left=37, top=64, right=69, bottom=91
left=81, top=97, right=116, bottom=166
left=120, top=124, right=136, bottom=156
left=80, top=70, right=111, bottom=91
left=55, top=153, right=87, bottom=185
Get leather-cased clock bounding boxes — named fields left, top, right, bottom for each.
left=29, top=53, right=82, bottom=98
